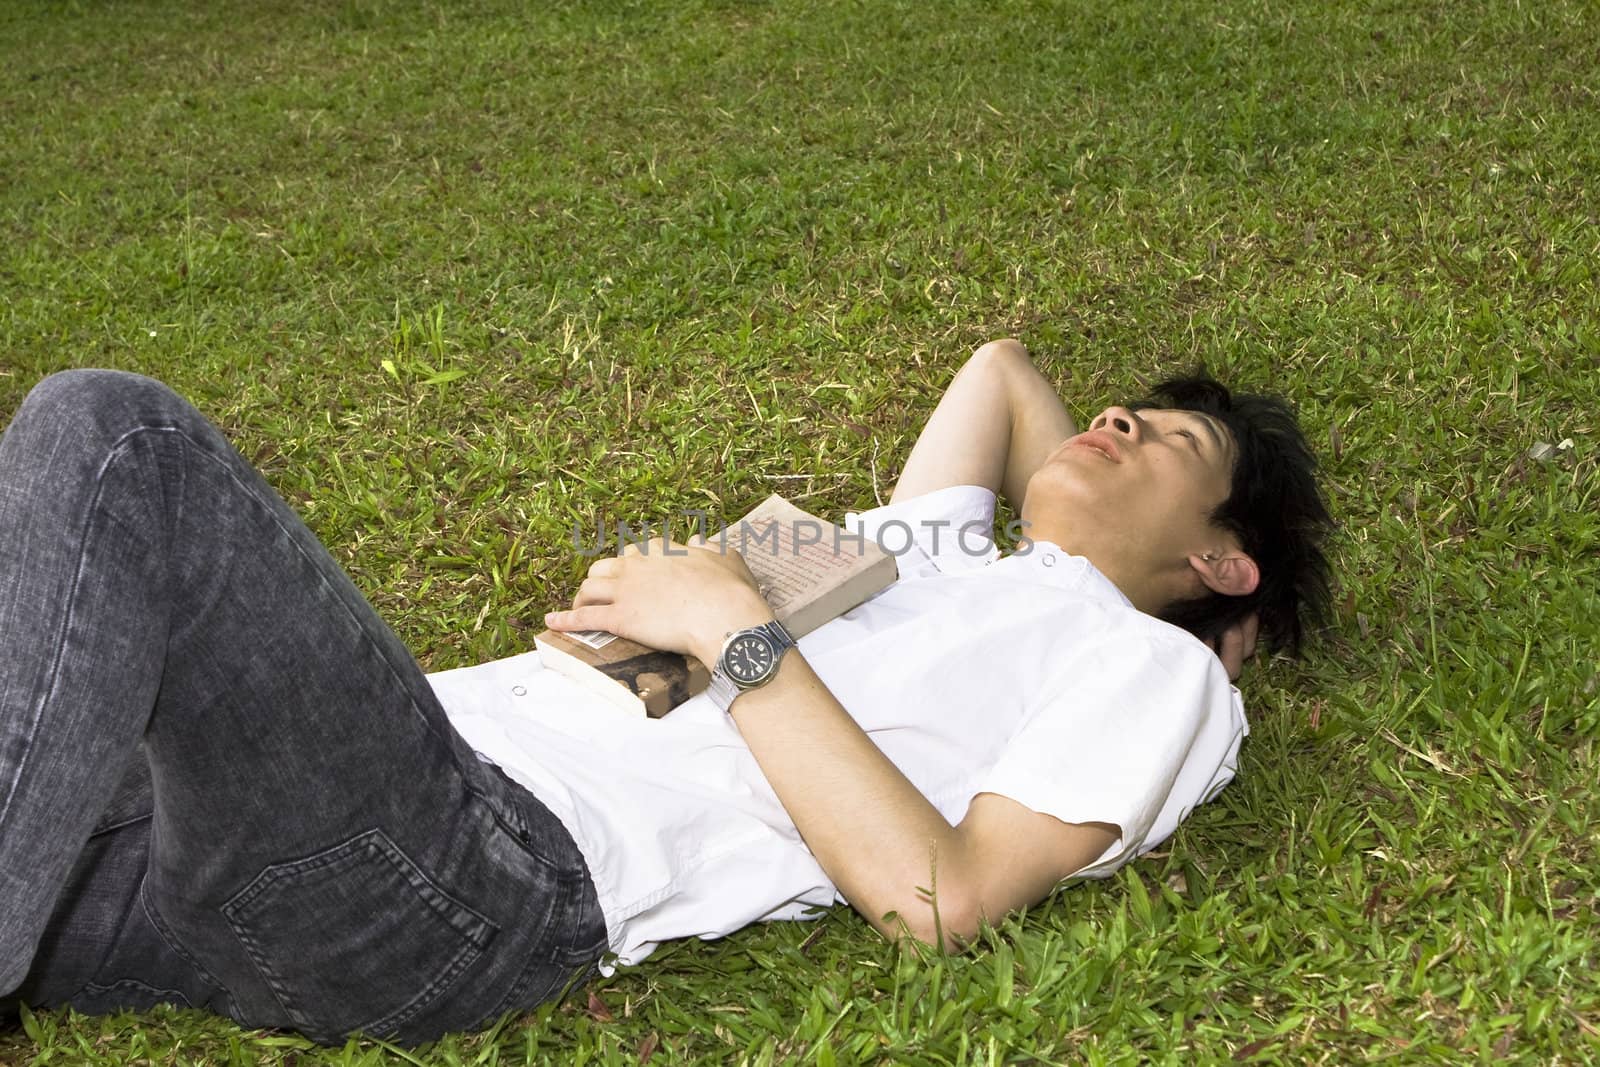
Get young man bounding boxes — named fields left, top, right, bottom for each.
left=0, top=339, right=1331, bottom=1045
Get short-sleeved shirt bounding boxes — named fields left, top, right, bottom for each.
left=427, top=485, right=1248, bottom=969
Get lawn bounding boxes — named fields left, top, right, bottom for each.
left=1, top=0, right=1597, bottom=1062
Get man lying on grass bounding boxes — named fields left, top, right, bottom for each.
left=0, top=339, right=1331, bottom=1046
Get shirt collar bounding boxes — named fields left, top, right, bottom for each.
left=995, top=539, right=1135, bottom=608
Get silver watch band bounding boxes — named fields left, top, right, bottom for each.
left=706, top=669, right=742, bottom=711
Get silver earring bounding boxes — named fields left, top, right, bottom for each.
left=1201, top=553, right=1217, bottom=562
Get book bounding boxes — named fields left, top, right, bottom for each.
left=534, top=493, right=898, bottom=717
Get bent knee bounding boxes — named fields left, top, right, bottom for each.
left=24, top=369, right=175, bottom=414
left=18, top=370, right=190, bottom=434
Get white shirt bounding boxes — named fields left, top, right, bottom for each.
left=427, top=485, right=1248, bottom=969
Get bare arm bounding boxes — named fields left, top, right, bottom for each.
left=723, top=647, right=1119, bottom=950
left=546, top=544, right=1117, bottom=951
left=891, top=339, right=1078, bottom=513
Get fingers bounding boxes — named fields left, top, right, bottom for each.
left=1220, top=631, right=1244, bottom=683
left=545, top=604, right=612, bottom=632
left=572, top=575, right=616, bottom=609
left=1213, top=613, right=1261, bottom=683
left=618, top=534, right=690, bottom=558
left=683, top=530, right=739, bottom=556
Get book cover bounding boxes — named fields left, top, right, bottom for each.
left=534, top=494, right=897, bottom=717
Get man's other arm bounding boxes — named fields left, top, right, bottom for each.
left=724, top=648, right=1120, bottom=951
left=890, top=339, right=1078, bottom=512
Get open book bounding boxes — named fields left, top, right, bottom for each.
left=534, top=494, right=898, bottom=716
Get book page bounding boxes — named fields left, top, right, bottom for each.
left=722, top=495, right=887, bottom=618
left=739, top=525, right=861, bottom=614
left=566, top=629, right=618, bottom=651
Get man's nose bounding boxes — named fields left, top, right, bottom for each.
left=1090, top=406, right=1142, bottom=438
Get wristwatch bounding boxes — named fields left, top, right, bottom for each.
left=706, top=619, right=797, bottom=712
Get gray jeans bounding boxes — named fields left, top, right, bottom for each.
left=0, top=371, right=607, bottom=1045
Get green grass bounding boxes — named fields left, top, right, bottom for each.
left=2, top=0, right=1598, bottom=1061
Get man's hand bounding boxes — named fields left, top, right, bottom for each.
left=1207, top=613, right=1260, bottom=683
left=544, top=535, right=774, bottom=665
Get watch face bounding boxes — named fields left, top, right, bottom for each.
left=724, top=633, right=775, bottom=685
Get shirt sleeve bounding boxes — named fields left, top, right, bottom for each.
left=977, top=620, right=1248, bottom=879
left=843, top=484, right=1002, bottom=579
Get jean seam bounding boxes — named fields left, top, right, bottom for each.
left=138, top=878, right=228, bottom=992
left=473, top=767, right=594, bottom=884
left=464, top=782, right=535, bottom=855
left=474, top=871, right=583, bottom=1030
left=176, top=435, right=468, bottom=770
left=76, top=976, right=195, bottom=1009
left=90, top=811, right=153, bottom=837
left=0, top=424, right=183, bottom=832
left=222, top=830, right=497, bottom=945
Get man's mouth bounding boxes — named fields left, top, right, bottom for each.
left=1069, top=430, right=1122, bottom=461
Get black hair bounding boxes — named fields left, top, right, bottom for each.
left=1131, top=372, right=1334, bottom=656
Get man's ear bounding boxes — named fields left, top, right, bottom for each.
left=1189, top=550, right=1259, bottom=597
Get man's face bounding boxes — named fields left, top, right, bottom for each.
left=1020, top=405, right=1240, bottom=604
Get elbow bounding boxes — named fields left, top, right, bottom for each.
left=968, top=339, right=1036, bottom=406
left=972, top=337, right=1029, bottom=366
left=875, top=886, right=984, bottom=953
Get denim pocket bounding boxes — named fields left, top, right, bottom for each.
left=221, top=828, right=498, bottom=1041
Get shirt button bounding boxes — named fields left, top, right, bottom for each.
left=512, top=685, right=527, bottom=697
left=1042, top=553, right=1056, bottom=567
